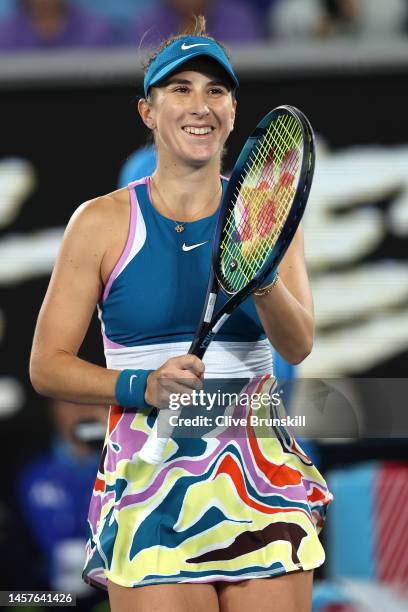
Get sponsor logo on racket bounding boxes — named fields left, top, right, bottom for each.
left=182, top=241, right=209, bottom=252
left=200, top=331, right=216, bottom=349
left=181, top=43, right=210, bottom=50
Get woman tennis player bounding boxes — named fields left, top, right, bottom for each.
left=30, top=17, right=332, bottom=612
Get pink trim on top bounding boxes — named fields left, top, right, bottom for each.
left=102, top=332, right=127, bottom=350
left=102, top=177, right=147, bottom=302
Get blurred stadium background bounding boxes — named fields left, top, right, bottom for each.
left=1, top=1, right=408, bottom=610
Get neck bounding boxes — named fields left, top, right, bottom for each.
left=151, top=161, right=222, bottom=222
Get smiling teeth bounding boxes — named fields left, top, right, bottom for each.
left=183, top=127, right=212, bottom=135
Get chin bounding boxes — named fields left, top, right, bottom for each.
left=189, top=155, right=215, bottom=168
left=186, top=146, right=221, bottom=166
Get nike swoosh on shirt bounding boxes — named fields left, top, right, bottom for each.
left=181, top=43, right=210, bottom=50
left=182, top=241, right=209, bottom=252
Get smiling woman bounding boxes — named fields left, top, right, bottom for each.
left=29, top=14, right=332, bottom=612
left=142, top=62, right=236, bottom=227
left=139, top=31, right=237, bottom=196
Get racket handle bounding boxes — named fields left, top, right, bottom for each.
left=138, top=411, right=178, bottom=465
left=189, top=336, right=207, bottom=359
left=189, top=311, right=231, bottom=359
left=138, top=432, right=169, bottom=464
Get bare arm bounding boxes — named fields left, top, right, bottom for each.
left=30, top=197, right=121, bottom=404
left=254, top=225, right=314, bottom=365
left=30, top=193, right=204, bottom=406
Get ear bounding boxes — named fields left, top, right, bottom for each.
left=138, top=97, right=156, bottom=130
left=230, top=99, right=237, bottom=131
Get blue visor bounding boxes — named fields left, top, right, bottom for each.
left=144, top=36, right=239, bottom=97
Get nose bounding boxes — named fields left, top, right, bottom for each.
left=189, top=90, right=210, bottom=117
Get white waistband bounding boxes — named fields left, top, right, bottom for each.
left=105, top=339, right=273, bottom=378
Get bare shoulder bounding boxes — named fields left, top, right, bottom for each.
left=63, top=187, right=130, bottom=261
left=68, top=187, right=129, bottom=235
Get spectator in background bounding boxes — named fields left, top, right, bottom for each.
left=118, top=145, right=157, bottom=189
left=328, top=0, right=408, bottom=38
left=71, top=0, right=159, bottom=43
left=243, top=0, right=279, bottom=18
left=269, top=0, right=328, bottom=39
left=0, top=0, right=113, bottom=51
left=0, top=0, right=13, bottom=21
left=317, top=0, right=362, bottom=37
left=269, top=0, right=408, bottom=40
left=128, top=0, right=264, bottom=47
left=16, top=400, right=108, bottom=603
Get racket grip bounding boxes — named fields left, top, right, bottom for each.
left=138, top=411, right=178, bottom=465
left=188, top=337, right=207, bottom=359
left=138, top=432, right=169, bottom=464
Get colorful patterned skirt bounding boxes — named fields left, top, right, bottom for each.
left=82, top=375, right=333, bottom=589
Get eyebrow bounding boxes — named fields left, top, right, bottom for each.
left=165, top=77, right=229, bottom=88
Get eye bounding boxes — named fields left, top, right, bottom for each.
left=173, top=85, right=189, bottom=93
left=208, top=87, right=225, bottom=96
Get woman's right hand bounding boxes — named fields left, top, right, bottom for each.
left=144, top=354, right=205, bottom=409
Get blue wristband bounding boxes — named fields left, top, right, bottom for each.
left=115, top=369, right=154, bottom=408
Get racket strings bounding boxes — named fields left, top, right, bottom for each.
left=220, top=113, right=303, bottom=292
left=245, top=114, right=297, bottom=185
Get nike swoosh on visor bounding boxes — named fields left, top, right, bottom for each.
left=181, top=43, right=210, bottom=50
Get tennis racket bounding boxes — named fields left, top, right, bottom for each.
left=139, top=104, right=315, bottom=464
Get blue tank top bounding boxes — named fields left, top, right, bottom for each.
left=99, top=177, right=266, bottom=350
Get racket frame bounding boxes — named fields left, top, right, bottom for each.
left=189, top=105, right=315, bottom=359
